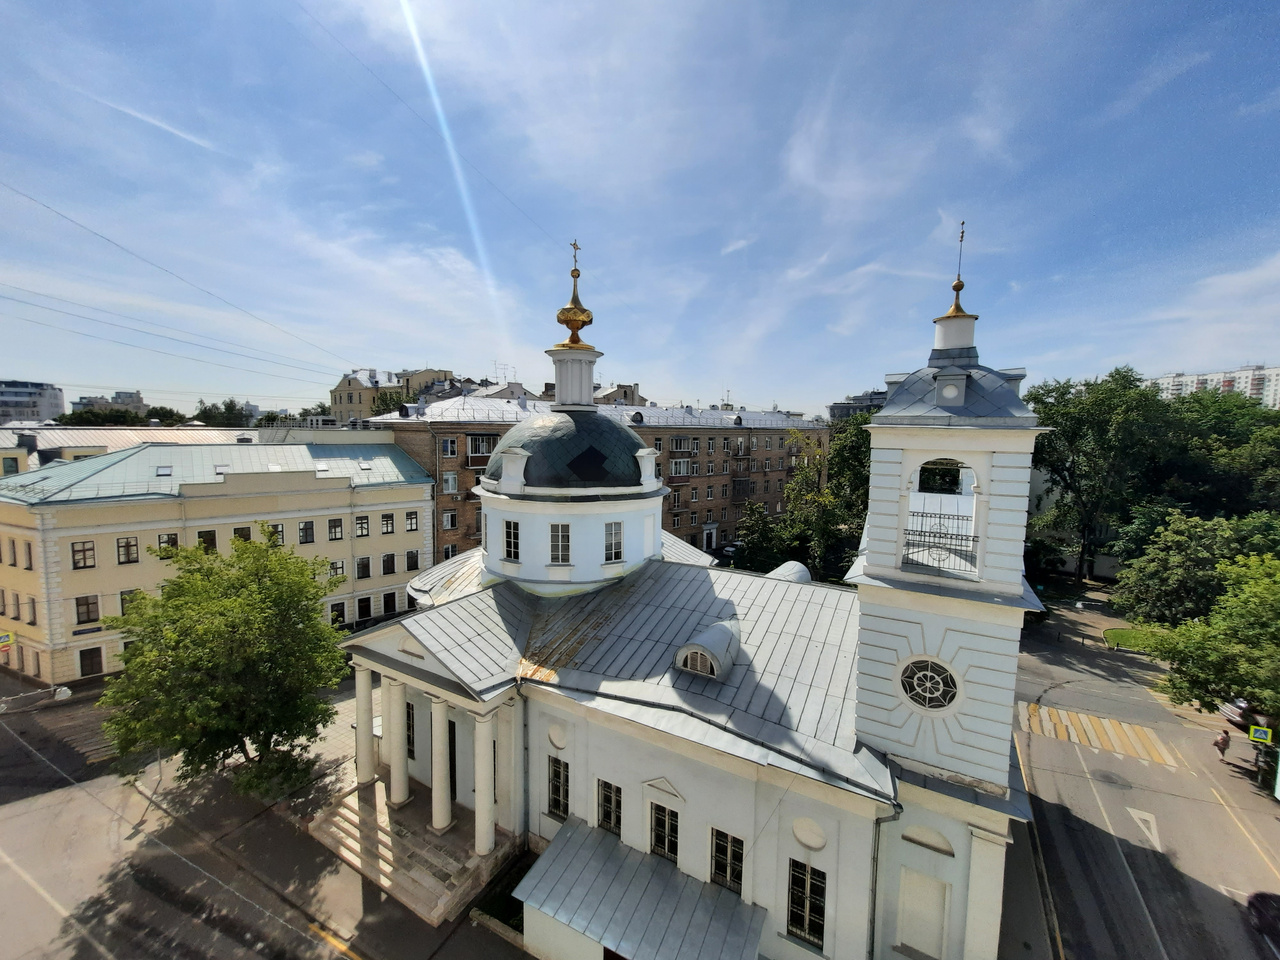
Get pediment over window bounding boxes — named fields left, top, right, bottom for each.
left=642, top=777, right=684, bottom=801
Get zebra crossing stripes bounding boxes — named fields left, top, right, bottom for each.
left=1018, top=701, right=1177, bottom=768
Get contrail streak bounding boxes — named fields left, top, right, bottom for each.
left=397, top=0, right=500, bottom=322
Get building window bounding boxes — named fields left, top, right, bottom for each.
left=900, top=659, right=959, bottom=710
left=691, top=438, right=700, bottom=454
left=79, top=647, right=104, bottom=677
left=751, top=437, right=757, bottom=450
left=2, top=457, right=16, bottom=476
left=116, top=537, right=140, bottom=564
left=330, top=560, right=345, bottom=577
left=233, top=526, right=252, bottom=542
left=669, top=459, right=690, bottom=476
left=654, top=438, right=662, bottom=452
left=711, top=829, right=744, bottom=894
left=23, top=542, right=32, bottom=570
left=682, top=650, right=715, bottom=676
left=26, top=596, right=36, bottom=625
left=298, top=521, right=315, bottom=544
left=722, top=438, right=730, bottom=452
left=75, top=595, right=100, bottom=624
left=441, top=438, right=457, bottom=457
left=787, top=860, right=826, bottom=949
left=406, top=549, right=420, bottom=571
left=383, top=591, right=397, bottom=614
left=155, top=532, right=177, bottom=551
left=120, top=589, right=142, bottom=615
left=442, top=472, right=458, bottom=494
left=382, top=553, right=396, bottom=575
left=406, top=511, right=419, bottom=532
left=355, top=515, right=370, bottom=538
left=550, top=523, right=570, bottom=564
left=356, top=557, right=371, bottom=579
left=605, top=522, right=623, bottom=563
left=722, top=460, right=729, bottom=474
left=706, top=486, right=714, bottom=500
left=331, top=602, right=346, bottom=625
left=357, top=596, right=372, bottom=620
left=672, top=490, right=682, bottom=508
left=651, top=803, right=678, bottom=862
left=690, top=488, right=699, bottom=502
left=197, top=530, right=217, bottom=552
left=71, top=541, right=95, bottom=570
left=442, top=544, right=458, bottom=560
left=672, top=514, right=681, bottom=528
left=381, top=514, right=394, bottom=534
left=548, top=756, right=569, bottom=820
left=764, top=480, right=771, bottom=493
left=504, top=521, right=520, bottom=561
left=267, top=523, right=285, bottom=545
left=442, top=511, right=458, bottom=530
left=0, top=591, right=6, bottom=616
left=765, top=437, right=772, bottom=450
left=328, top=519, right=344, bottom=541
left=406, top=701, right=415, bottom=760
left=598, top=780, right=622, bottom=835
left=469, top=435, right=497, bottom=457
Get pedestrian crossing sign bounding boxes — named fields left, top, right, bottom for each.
left=1249, top=725, right=1272, bottom=743
left=0, top=632, right=11, bottom=653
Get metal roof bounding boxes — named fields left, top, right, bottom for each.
left=0, top=425, right=260, bottom=450
left=485, top=412, right=646, bottom=488
left=353, top=545, right=893, bottom=802
left=377, top=396, right=825, bottom=430
left=0, top=443, right=431, bottom=504
left=514, top=816, right=766, bottom=960
left=874, top=356, right=1037, bottom=427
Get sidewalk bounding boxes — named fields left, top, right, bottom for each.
left=130, top=681, right=528, bottom=960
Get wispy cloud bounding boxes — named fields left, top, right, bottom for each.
left=721, top=236, right=756, bottom=255
left=1239, top=85, right=1280, bottom=117
left=79, top=90, right=223, bottom=154
left=1101, top=46, right=1211, bottom=120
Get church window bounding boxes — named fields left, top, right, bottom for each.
left=787, top=860, right=826, bottom=948
left=681, top=650, right=715, bottom=677
left=651, top=803, right=678, bottom=862
left=550, top=523, right=570, bottom=564
left=900, top=658, right=958, bottom=710
left=605, top=522, right=623, bottom=562
left=548, top=756, right=569, bottom=820
left=598, top=780, right=622, bottom=835
left=711, top=829, right=743, bottom=894
left=504, top=521, right=520, bottom=561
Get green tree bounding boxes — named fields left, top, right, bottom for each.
left=370, top=390, right=408, bottom=416
left=780, top=428, right=849, bottom=579
left=823, top=413, right=872, bottom=544
left=1146, top=555, right=1280, bottom=716
left=145, top=405, right=187, bottom=426
left=99, top=525, right=347, bottom=796
left=299, top=402, right=331, bottom=418
left=732, top=500, right=790, bottom=573
left=193, top=398, right=253, bottom=427
left=54, top=409, right=148, bottom=426
left=1025, top=367, right=1173, bottom=579
left=1112, top=510, right=1280, bottom=625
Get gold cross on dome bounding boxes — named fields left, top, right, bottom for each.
left=570, top=239, right=581, bottom=268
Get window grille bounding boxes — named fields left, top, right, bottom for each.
left=711, top=829, right=744, bottom=894
left=900, top=659, right=959, bottom=710
left=901, top=510, right=978, bottom=577
left=651, top=804, right=678, bottom=862
left=682, top=650, right=715, bottom=677
left=548, top=756, right=569, bottom=820
left=598, top=780, right=622, bottom=835
left=787, top=860, right=826, bottom=948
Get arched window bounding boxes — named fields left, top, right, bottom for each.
left=900, top=658, right=958, bottom=710
left=682, top=650, right=716, bottom=677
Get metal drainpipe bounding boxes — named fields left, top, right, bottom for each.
left=867, top=804, right=902, bottom=960
left=517, top=678, right=531, bottom=845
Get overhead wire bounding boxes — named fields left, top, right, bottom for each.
left=0, top=179, right=357, bottom=369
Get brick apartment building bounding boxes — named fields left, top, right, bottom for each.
left=381, top=395, right=827, bottom=563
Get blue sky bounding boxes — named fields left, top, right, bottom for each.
left=1, top=0, right=1278, bottom=416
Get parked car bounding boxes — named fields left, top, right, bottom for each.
left=1221, top=698, right=1264, bottom=730
left=1247, top=892, right=1280, bottom=947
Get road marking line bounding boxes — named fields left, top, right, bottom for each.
left=1013, top=735, right=1067, bottom=960
left=1070, top=711, right=1100, bottom=748
left=1127, top=808, right=1162, bottom=852
left=0, top=842, right=118, bottom=959
left=309, top=923, right=368, bottom=960
left=1135, top=726, right=1173, bottom=767
left=1088, top=714, right=1116, bottom=752
left=1168, top=740, right=1196, bottom=776
left=1208, top=787, right=1280, bottom=886
left=1019, top=701, right=1031, bottom=733
left=1063, top=710, right=1088, bottom=745
left=1029, top=703, right=1044, bottom=737
left=1121, top=721, right=1152, bottom=762
left=1101, top=718, right=1130, bottom=756
left=1074, top=744, right=1172, bottom=960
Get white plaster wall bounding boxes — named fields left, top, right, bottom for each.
left=875, top=807, right=973, bottom=960
left=523, top=905, right=603, bottom=960
left=853, top=587, right=1023, bottom=790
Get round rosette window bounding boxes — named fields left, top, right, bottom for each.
left=900, top=658, right=959, bottom=710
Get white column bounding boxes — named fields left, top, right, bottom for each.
left=963, top=825, right=1010, bottom=960
left=354, top=664, right=375, bottom=785
left=431, top=696, right=453, bottom=831
left=384, top=679, right=410, bottom=807
left=473, top=712, right=495, bottom=855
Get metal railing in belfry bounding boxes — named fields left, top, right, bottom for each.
left=901, top=510, right=979, bottom=577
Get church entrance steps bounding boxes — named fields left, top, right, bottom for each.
left=307, top=767, right=519, bottom=927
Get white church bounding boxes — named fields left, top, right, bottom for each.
left=341, top=263, right=1042, bottom=960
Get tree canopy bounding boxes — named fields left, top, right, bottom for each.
left=55, top=409, right=148, bottom=426
left=193, top=398, right=254, bottom=427
left=370, top=390, right=409, bottom=416
left=99, top=526, right=348, bottom=796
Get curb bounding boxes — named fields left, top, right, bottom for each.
left=469, top=907, right=524, bottom=951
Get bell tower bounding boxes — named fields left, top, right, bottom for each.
left=848, top=272, right=1044, bottom=795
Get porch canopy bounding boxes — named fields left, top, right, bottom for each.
left=515, top=816, right=766, bottom=960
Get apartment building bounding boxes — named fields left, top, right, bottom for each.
left=0, top=381, right=64, bottom=424
left=1149, top=364, right=1280, bottom=409
left=329, top=367, right=457, bottom=423
left=382, top=396, right=828, bottom=563
left=0, top=439, right=433, bottom=686
left=70, top=390, right=149, bottom=417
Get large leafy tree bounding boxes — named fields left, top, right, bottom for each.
left=1025, top=367, right=1174, bottom=579
left=145, top=405, right=187, bottom=426
left=370, top=390, right=409, bottom=416
left=100, top=526, right=347, bottom=795
left=1147, top=555, right=1280, bottom=716
left=55, top=409, right=148, bottom=426
left=193, top=398, right=254, bottom=427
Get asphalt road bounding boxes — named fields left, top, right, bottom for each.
left=1017, top=635, right=1280, bottom=960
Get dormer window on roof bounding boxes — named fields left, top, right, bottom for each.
left=155, top=465, right=172, bottom=477
left=214, top=464, right=229, bottom=475
left=359, top=461, right=373, bottom=471
left=315, top=462, right=330, bottom=472
left=674, top=619, right=740, bottom=681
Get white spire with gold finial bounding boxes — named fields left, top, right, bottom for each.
left=548, top=240, right=602, bottom=410
left=933, top=220, right=979, bottom=352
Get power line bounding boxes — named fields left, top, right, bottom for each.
left=0, top=282, right=341, bottom=376
left=0, top=293, right=345, bottom=379
left=1, top=311, right=334, bottom=387
left=55, top=382, right=328, bottom=404
left=0, top=180, right=357, bottom=368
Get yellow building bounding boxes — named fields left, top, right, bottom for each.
left=330, top=368, right=455, bottom=424
left=0, top=440, right=434, bottom=686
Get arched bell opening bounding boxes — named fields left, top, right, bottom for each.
left=902, top=458, right=979, bottom=578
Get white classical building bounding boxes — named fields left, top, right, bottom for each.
left=342, top=269, right=1041, bottom=960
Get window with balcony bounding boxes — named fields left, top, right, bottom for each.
left=669, top=459, right=690, bottom=476
left=669, top=436, right=690, bottom=453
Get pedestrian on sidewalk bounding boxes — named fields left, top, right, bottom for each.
left=1214, top=728, right=1231, bottom=762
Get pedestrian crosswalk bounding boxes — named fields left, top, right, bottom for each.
left=1018, top=701, right=1178, bottom=768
